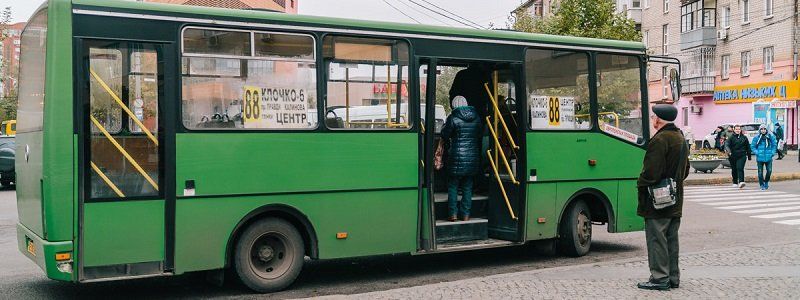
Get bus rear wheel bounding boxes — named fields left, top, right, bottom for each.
left=557, top=200, right=592, bottom=257
left=234, top=218, right=304, bottom=293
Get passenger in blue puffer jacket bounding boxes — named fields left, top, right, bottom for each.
left=441, top=96, right=482, bottom=221
left=750, top=125, right=777, bottom=190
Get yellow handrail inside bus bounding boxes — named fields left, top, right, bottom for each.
left=483, top=83, right=519, bottom=150
left=486, top=149, right=517, bottom=220
left=90, top=115, right=159, bottom=192
left=89, top=68, right=159, bottom=146
left=90, top=161, right=125, bottom=197
left=486, top=116, right=519, bottom=185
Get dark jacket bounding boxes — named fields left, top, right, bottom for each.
left=714, top=130, right=724, bottom=149
left=441, top=106, right=482, bottom=176
left=637, top=123, right=690, bottom=219
left=774, top=126, right=784, bottom=141
left=725, top=133, right=751, bottom=158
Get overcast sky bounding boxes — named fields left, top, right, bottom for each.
left=3, top=0, right=521, bottom=29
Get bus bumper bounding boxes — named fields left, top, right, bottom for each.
left=16, top=223, right=74, bottom=282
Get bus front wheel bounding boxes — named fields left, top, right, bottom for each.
left=557, top=200, right=592, bottom=257
left=234, top=218, right=305, bottom=293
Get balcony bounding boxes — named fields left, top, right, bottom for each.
left=680, top=27, right=717, bottom=50
left=681, top=75, right=715, bottom=95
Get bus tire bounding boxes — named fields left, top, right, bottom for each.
left=557, top=200, right=592, bottom=257
left=234, top=218, right=304, bottom=293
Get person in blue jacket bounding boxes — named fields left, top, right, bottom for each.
left=751, top=125, right=778, bottom=190
left=441, top=96, right=482, bottom=221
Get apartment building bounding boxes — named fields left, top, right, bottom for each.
left=644, top=0, right=798, bottom=147
left=0, top=22, right=26, bottom=98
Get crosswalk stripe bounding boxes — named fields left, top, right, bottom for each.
left=718, top=201, right=800, bottom=210
left=774, top=219, right=800, bottom=225
left=685, top=189, right=780, bottom=195
left=687, top=195, right=799, bottom=203
left=733, top=206, right=800, bottom=214
left=752, top=211, right=800, bottom=219
left=685, top=185, right=741, bottom=190
left=706, top=198, right=800, bottom=206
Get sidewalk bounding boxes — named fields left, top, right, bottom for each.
left=317, top=242, right=800, bottom=299
left=686, top=150, right=800, bottom=186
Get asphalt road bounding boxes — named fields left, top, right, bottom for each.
left=1, top=181, right=799, bottom=299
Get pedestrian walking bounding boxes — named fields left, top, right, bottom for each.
left=441, top=96, right=482, bottom=222
left=713, top=126, right=725, bottom=149
left=773, top=122, right=785, bottom=160
left=725, top=125, right=751, bottom=188
left=636, top=104, right=689, bottom=291
left=751, top=125, right=777, bottom=190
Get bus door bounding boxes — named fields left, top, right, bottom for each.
left=78, top=40, right=174, bottom=280
left=418, top=58, right=526, bottom=251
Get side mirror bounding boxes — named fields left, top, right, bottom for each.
left=669, top=68, right=681, bottom=102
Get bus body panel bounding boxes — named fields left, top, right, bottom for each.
left=525, top=132, right=645, bottom=238
left=174, top=190, right=417, bottom=274
left=82, top=201, right=165, bottom=267
left=16, top=223, right=73, bottom=282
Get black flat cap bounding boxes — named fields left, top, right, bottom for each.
left=652, top=104, right=677, bottom=122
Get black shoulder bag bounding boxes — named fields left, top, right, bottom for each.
left=648, top=136, right=687, bottom=210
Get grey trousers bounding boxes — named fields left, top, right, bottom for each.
left=645, top=217, right=681, bottom=284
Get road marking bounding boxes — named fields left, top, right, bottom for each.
left=687, top=187, right=800, bottom=228
left=774, top=219, right=800, bottom=225
left=718, top=201, right=800, bottom=210
left=733, top=206, right=800, bottom=214
left=707, top=198, right=800, bottom=206
left=686, top=195, right=800, bottom=203
left=751, top=211, right=800, bottom=219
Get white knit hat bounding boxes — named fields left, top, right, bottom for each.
left=452, top=95, right=468, bottom=108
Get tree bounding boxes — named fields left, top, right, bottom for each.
left=0, top=6, right=17, bottom=121
left=511, top=0, right=641, bottom=42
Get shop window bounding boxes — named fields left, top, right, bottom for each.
left=525, top=48, right=592, bottom=130
left=323, top=36, right=410, bottom=130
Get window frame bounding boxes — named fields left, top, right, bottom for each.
left=741, top=0, right=750, bottom=24
left=721, top=6, right=730, bottom=28
left=179, top=26, right=320, bottom=132
left=321, top=34, right=415, bottom=132
left=741, top=50, right=751, bottom=77
left=764, top=46, right=774, bottom=74
left=721, top=54, right=730, bottom=80
left=525, top=47, right=594, bottom=132
left=764, top=0, right=774, bottom=18
left=664, top=0, right=670, bottom=13
left=662, top=24, right=669, bottom=55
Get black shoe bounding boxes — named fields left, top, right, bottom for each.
left=670, top=282, right=679, bottom=288
left=637, top=281, right=670, bottom=290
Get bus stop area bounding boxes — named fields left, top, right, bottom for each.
left=320, top=242, right=800, bottom=299
left=686, top=151, right=800, bottom=186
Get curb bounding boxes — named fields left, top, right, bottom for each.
left=685, top=172, right=800, bottom=186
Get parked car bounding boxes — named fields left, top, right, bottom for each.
left=0, top=135, right=14, bottom=187
left=702, top=123, right=761, bottom=149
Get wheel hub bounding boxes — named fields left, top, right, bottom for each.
left=258, top=245, right=275, bottom=262
left=577, top=211, right=591, bottom=245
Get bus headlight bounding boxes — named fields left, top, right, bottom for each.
left=57, top=262, right=73, bottom=273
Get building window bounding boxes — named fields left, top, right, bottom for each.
left=662, top=24, right=669, bottom=55
left=765, top=0, right=773, bottom=17
left=721, top=6, right=730, bottom=28
left=662, top=66, right=669, bottom=98
left=643, top=30, right=649, bottom=45
left=741, top=0, right=750, bottom=24
left=721, top=54, right=730, bottom=79
left=644, top=0, right=650, bottom=8
left=741, top=51, right=751, bottom=77
left=632, top=0, right=641, bottom=8
left=664, top=0, right=670, bottom=13
left=764, top=47, right=774, bottom=73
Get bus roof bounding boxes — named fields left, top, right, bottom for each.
left=70, top=0, right=646, bottom=53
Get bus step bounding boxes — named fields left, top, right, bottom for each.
left=435, top=218, right=488, bottom=243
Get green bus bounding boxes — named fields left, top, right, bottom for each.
left=16, top=0, right=680, bottom=292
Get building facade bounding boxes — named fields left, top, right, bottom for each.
left=515, top=0, right=642, bottom=29
left=644, top=0, right=799, bottom=148
left=0, top=22, right=26, bottom=98
left=142, top=0, right=298, bottom=13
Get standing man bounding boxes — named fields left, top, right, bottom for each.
left=637, top=104, right=689, bottom=291
left=774, top=122, right=785, bottom=160
left=725, top=125, right=751, bottom=188
left=751, top=125, right=777, bottom=190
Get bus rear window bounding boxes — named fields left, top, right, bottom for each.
left=17, top=10, right=47, bottom=133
